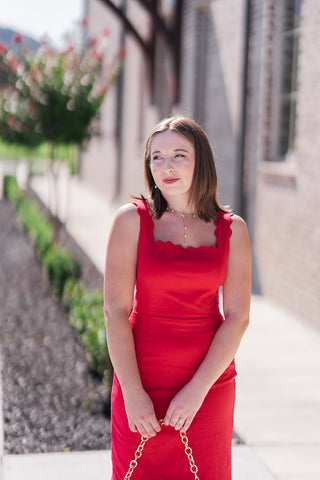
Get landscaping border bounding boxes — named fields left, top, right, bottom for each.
left=4, top=175, right=113, bottom=394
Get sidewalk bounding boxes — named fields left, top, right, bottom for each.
left=1, top=173, right=320, bottom=479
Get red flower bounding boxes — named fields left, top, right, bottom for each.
left=13, top=34, right=23, bottom=43
left=99, top=84, right=108, bottom=96
left=81, top=17, right=88, bottom=26
left=0, top=43, right=8, bottom=55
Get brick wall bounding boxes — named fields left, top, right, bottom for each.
left=83, top=0, right=246, bottom=211
left=180, top=0, right=246, bottom=211
left=246, top=0, right=320, bottom=328
left=83, top=0, right=320, bottom=328
left=81, top=0, right=157, bottom=204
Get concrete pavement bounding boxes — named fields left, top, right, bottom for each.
left=2, top=445, right=276, bottom=480
left=1, top=172, right=319, bottom=479
left=235, top=296, right=320, bottom=480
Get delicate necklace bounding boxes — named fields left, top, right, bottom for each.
left=166, top=208, right=197, bottom=247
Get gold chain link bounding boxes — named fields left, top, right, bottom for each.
left=179, top=430, right=200, bottom=479
left=123, top=420, right=200, bottom=479
left=123, top=435, right=148, bottom=480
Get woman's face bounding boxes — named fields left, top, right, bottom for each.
left=150, top=131, right=195, bottom=200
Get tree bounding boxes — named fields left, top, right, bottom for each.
left=0, top=30, right=125, bottom=239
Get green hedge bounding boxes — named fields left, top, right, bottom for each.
left=43, top=246, right=81, bottom=298
left=63, top=280, right=113, bottom=389
left=0, top=139, right=78, bottom=174
left=4, top=175, right=24, bottom=208
left=4, top=176, right=53, bottom=258
left=4, top=175, right=112, bottom=391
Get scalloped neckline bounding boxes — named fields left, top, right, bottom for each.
left=152, top=217, right=219, bottom=251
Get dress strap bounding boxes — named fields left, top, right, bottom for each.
left=132, top=199, right=154, bottom=246
left=216, top=211, right=233, bottom=255
left=132, top=199, right=153, bottom=221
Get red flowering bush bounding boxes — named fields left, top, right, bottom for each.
left=0, top=31, right=125, bottom=238
left=0, top=35, right=124, bottom=147
left=0, top=86, right=41, bottom=146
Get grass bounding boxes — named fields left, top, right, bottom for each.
left=0, top=139, right=78, bottom=174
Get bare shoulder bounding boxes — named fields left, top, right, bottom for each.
left=230, top=214, right=250, bottom=247
left=230, top=214, right=247, bottom=232
left=115, top=203, right=140, bottom=224
left=110, top=203, right=140, bottom=242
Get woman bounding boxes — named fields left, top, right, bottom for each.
left=104, top=116, right=251, bottom=480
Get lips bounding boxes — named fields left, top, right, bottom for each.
left=163, top=178, right=179, bottom=184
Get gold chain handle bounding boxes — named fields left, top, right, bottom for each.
left=124, top=420, right=200, bottom=479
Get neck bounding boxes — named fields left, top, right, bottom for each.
left=165, top=199, right=195, bottom=215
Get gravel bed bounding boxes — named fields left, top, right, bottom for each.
left=0, top=198, right=111, bottom=454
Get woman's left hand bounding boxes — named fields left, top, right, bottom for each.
left=163, top=382, right=205, bottom=432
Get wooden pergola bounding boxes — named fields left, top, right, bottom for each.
left=98, top=0, right=183, bottom=103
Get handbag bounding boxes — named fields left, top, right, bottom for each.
left=124, top=420, right=200, bottom=479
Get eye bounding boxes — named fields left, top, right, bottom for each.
left=175, top=153, right=185, bottom=158
left=152, top=155, right=162, bottom=162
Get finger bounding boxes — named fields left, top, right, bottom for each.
left=137, top=421, right=158, bottom=439
left=165, top=410, right=178, bottom=427
left=128, top=421, right=138, bottom=433
left=163, top=405, right=175, bottom=426
left=163, top=416, right=170, bottom=426
left=151, top=419, right=162, bottom=433
left=136, top=424, right=150, bottom=438
left=174, top=416, right=186, bottom=430
left=180, top=418, right=191, bottom=432
left=140, top=416, right=161, bottom=437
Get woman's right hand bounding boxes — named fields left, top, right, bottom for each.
left=124, top=388, right=161, bottom=438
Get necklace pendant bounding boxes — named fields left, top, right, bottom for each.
left=166, top=207, right=198, bottom=248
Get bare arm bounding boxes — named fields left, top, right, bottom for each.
left=104, top=204, right=161, bottom=438
left=164, top=215, right=251, bottom=431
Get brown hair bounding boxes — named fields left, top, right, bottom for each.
left=143, top=115, right=229, bottom=221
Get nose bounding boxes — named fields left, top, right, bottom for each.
left=164, top=156, right=174, bottom=172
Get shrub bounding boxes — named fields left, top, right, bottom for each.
left=17, top=198, right=53, bottom=258
left=43, top=245, right=81, bottom=298
left=63, top=279, right=113, bottom=389
left=5, top=175, right=53, bottom=258
left=4, top=175, right=23, bottom=207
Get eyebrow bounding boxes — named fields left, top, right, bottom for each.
left=151, top=148, right=190, bottom=154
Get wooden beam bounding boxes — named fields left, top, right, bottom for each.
left=97, top=0, right=152, bottom=57
left=97, top=0, right=182, bottom=103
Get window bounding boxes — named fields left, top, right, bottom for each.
left=264, top=0, right=301, bottom=161
left=193, top=7, right=209, bottom=125
left=278, top=0, right=301, bottom=156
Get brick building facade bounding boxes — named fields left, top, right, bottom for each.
left=82, top=0, right=320, bottom=328
left=245, top=0, right=320, bottom=328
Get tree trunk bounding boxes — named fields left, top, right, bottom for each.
left=48, top=142, right=62, bottom=242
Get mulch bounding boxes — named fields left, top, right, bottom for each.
left=0, top=197, right=111, bottom=454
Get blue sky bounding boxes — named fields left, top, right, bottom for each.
left=1, top=0, right=85, bottom=48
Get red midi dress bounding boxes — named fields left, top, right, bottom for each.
left=110, top=200, right=236, bottom=480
